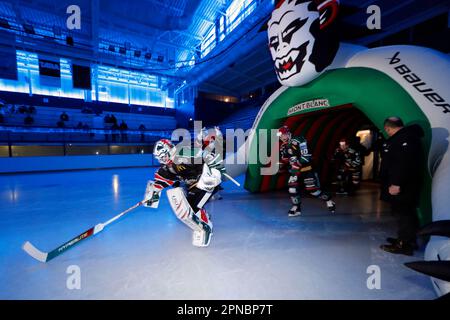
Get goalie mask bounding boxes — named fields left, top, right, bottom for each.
left=153, top=139, right=175, bottom=165
left=267, top=0, right=340, bottom=87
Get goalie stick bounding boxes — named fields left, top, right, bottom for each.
left=22, top=201, right=144, bottom=263
left=223, top=172, right=241, bottom=187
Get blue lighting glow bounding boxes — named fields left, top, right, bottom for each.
left=0, top=50, right=173, bottom=108
left=200, top=0, right=257, bottom=58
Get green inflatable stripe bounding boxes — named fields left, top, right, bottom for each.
left=245, top=67, right=432, bottom=224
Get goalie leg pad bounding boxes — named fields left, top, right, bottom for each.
left=167, top=187, right=201, bottom=231
left=187, top=187, right=213, bottom=211
left=191, top=209, right=213, bottom=247
left=167, top=188, right=214, bottom=243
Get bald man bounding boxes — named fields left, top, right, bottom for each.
left=379, top=117, right=424, bottom=256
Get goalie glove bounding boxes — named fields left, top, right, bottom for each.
left=197, top=164, right=222, bottom=192
left=204, top=152, right=226, bottom=175
left=143, top=180, right=161, bottom=208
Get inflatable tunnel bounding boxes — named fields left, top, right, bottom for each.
left=244, top=67, right=432, bottom=224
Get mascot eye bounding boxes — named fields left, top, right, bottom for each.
left=281, top=18, right=307, bottom=44
left=269, top=36, right=279, bottom=50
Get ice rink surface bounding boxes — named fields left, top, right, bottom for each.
left=0, top=167, right=436, bottom=299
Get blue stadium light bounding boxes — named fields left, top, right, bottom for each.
left=0, top=50, right=174, bottom=108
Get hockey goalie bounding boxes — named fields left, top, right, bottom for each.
left=143, top=139, right=224, bottom=247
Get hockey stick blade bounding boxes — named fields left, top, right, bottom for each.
left=22, top=201, right=143, bottom=263
left=22, top=241, right=48, bottom=263
left=23, top=226, right=95, bottom=263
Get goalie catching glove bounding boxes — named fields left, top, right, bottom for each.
left=197, top=163, right=222, bottom=193
left=204, top=153, right=226, bottom=174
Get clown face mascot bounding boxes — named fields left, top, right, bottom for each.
left=259, top=0, right=450, bottom=298
left=267, top=0, right=340, bottom=87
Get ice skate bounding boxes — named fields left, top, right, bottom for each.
left=192, top=228, right=212, bottom=247
left=288, top=205, right=301, bottom=217
left=326, top=200, right=336, bottom=213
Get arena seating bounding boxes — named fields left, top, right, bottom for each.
left=216, top=104, right=260, bottom=131
left=1, top=105, right=176, bottom=130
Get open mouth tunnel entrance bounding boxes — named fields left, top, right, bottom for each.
left=243, top=68, right=433, bottom=225
left=258, top=104, right=376, bottom=193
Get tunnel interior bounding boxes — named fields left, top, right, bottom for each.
left=258, top=104, right=375, bottom=193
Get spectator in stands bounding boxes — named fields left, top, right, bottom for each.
left=18, top=105, right=27, bottom=114
left=110, top=114, right=118, bottom=126
left=60, top=112, right=69, bottom=122
left=138, top=124, right=146, bottom=142
left=111, top=123, right=119, bottom=142
left=27, top=106, right=36, bottom=114
left=0, top=113, right=4, bottom=124
left=24, top=115, right=34, bottom=126
left=119, top=120, right=128, bottom=142
left=0, top=104, right=6, bottom=117
left=83, top=123, right=94, bottom=138
left=7, top=105, right=15, bottom=115
left=76, top=121, right=84, bottom=129
left=57, top=120, right=65, bottom=128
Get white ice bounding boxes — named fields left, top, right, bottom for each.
left=0, top=168, right=436, bottom=299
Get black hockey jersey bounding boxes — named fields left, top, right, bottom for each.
left=153, top=154, right=203, bottom=190
left=153, top=147, right=225, bottom=191
left=280, top=136, right=312, bottom=165
left=332, top=147, right=361, bottom=170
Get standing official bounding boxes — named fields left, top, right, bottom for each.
left=379, top=117, right=424, bottom=256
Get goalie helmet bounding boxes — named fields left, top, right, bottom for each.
left=153, top=139, right=175, bottom=165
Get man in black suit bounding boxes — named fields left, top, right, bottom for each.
left=379, top=117, right=424, bottom=256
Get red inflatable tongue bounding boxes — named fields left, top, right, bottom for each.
left=282, top=60, right=293, bottom=70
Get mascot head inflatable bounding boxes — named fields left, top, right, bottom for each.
left=267, top=0, right=340, bottom=87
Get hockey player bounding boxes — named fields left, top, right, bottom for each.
left=195, top=126, right=224, bottom=158
left=143, top=139, right=224, bottom=247
left=332, top=139, right=362, bottom=195
left=195, top=127, right=225, bottom=200
left=278, top=126, right=336, bottom=217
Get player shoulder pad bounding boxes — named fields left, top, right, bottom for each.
left=291, top=137, right=303, bottom=145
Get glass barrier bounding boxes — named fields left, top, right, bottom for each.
left=0, top=143, right=155, bottom=157
left=11, top=145, right=65, bottom=157
left=65, top=145, right=110, bottom=156
left=0, top=145, right=9, bottom=157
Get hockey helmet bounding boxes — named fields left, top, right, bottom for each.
left=153, top=139, right=175, bottom=165
left=277, top=125, right=291, bottom=141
